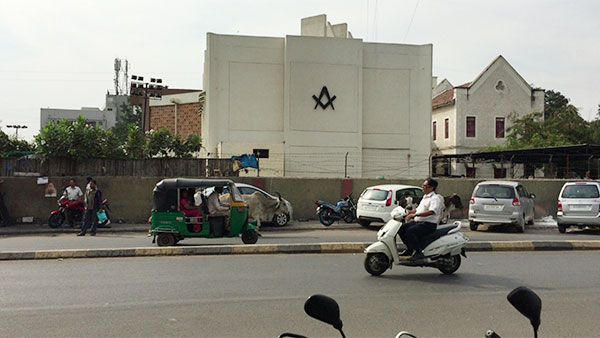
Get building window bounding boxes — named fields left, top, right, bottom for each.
left=253, top=149, right=269, bottom=158
left=496, top=117, right=505, bottom=138
left=432, top=121, right=437, bottom=141
left=466, top=167, right=476, bottom=178
left=444, top=118, right=449, bottom=139
left=494, top=168, right=507, bottom=178
left=466, top=116, right=476, bottom=138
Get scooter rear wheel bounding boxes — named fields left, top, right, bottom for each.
left=364, top=253, right=390, bottom=276
left=48, top=214, right=65, bottom=228
left=437, top=255, right=461, bottom=274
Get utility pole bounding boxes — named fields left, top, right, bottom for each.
left=6, top=125, right=27, bottom=138
left=130, top=75, right=164, bottom=131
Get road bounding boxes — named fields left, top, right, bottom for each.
left=1, top=252, right=599, bottom=337
left=0, top=227, right=599, bottom=252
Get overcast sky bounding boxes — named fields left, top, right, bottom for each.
left=1, top=0, right=598, bottom=141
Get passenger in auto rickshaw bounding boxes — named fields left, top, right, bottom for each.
left=180, top=188, right=202, bottom=232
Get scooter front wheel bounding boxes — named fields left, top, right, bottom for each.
left=48, top=214, right=65, bottom=228
left=364, top=253, right=390, bottom=276
left=318, top=209, right=335, bottom=226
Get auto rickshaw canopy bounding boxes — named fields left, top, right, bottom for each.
left=152, top=178, right=234, bottom=212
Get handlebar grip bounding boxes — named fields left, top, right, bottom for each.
left=278, top=334, right=307, bottom=338
left=485, top=330, right=501, bottom=338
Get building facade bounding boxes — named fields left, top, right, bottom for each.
left=148, top=91, right=204, bottom=139
left=40, top=107, right=116, bottom=129
left=431, top=56, right=544, bottom=177
left=202, top=14, right=433, bottom=178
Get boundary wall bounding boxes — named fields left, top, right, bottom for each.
left=0, top=177, right=571, bottom=224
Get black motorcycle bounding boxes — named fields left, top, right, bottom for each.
left=315, top=194, right=357, bottom=226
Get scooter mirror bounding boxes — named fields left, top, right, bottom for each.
left=304, top=295, right=343, bottom=330
left=507, top=286, right=541, bottom=334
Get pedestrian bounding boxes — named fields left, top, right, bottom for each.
left=78, top=179, right=103, bottom=236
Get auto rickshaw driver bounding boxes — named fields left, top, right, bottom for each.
left=207, top=186, right=231, bottom=230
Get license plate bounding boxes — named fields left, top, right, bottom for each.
left=570, top=205, right=591, bottom=211
left=363, top=205, right=376, bottom=211
left=484, top=204, right=503, bottom=211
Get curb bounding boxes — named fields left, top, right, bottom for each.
left=1, top=240, right=600, bottom=261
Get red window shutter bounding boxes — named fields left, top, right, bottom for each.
left=432, top=121, right=437, bottom=140
left=496, top=117, right=505, bottom=138
left=466, top=117, right=476, bottom=137
left=444, top=119, right=449, bottom=139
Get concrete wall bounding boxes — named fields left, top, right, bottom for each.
left=0, top=176, right=572, bottom=225
left=41, top=107, right=116, bottom=130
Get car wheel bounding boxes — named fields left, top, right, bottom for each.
left=515, top=216, right=525, bottom=233
left=558, top=224, right=567, bottom=233
left=469, top=222, right=479, bottom=231
left=272, top=213, right=289, bottom=227
left=358, top=219, right=371, bottom=227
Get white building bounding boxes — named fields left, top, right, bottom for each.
left=40, top=107, right=116, bottom=129
left=431, top=55, right=544, bottom=177
left=202, top=14, right=433, bottom=178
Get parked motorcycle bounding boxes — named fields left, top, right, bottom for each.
left=315, top=194, right=357, bottom=226
left=279, top=286, right=542, bottom=338
left=364, top=206, right=468, bottom=275
left=48, top=197, right=111, bottom=228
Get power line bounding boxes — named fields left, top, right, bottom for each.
left=404, top=0, right=420, bottom=42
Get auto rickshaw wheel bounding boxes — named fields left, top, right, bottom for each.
left=242, top=230, right=258, bottom=244
left=157, top=233, right=175, bottom=247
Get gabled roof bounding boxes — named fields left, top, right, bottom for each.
left=458, top=55, right=531, bottom=91
left=432, top=88, right=455, bottom=109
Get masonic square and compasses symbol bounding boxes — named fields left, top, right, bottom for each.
left=312, top=86, right=336, bottom=110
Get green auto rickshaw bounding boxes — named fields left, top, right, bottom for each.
left=149, top=178, right=259, bottom=246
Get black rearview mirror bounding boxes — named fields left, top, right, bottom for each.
left=304, top=295, right=343, bottom=330
left=507, top=286, right=541, bottom=335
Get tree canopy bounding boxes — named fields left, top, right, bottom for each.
left=487, top=90, right=600, bottom=151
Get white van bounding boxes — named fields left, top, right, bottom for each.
left=557, top=181, right=600, bottom=233
left=356, top=184, right=423, bottom=227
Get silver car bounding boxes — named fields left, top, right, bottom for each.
left=468, top=181, right=535, bottom=233
left=557, top=181, right=600, bottom=233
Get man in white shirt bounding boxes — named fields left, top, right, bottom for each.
left=62, top=179, right=83, bottom=227
left=207, top=186, right=231, bottom=229
left=399, top=178, right=443, bottom=261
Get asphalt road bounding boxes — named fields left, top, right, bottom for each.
left=1, top=227, right=599, bottom=252
left=1, top=252, right=599, bottom=337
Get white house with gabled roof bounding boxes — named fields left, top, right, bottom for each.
left=431, top=55, right=544, bottom=178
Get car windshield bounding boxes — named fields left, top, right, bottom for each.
left=474, top=185, right=515, bottom=199
left=561, top=185, right=600, bottom=198
left=361, top=189, right=390, bottom=201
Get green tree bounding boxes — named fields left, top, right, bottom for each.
left=123, top=125, right=146, bottom=158
left=111, top=103, right=141, bottom=144
left=35, top=116, right=109, bottom=158
left=146, top=128, right=173, bottom=157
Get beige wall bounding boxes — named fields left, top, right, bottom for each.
left=204, top=31, right=432, bottom=179
left=0, top=176, right=570, bottom=224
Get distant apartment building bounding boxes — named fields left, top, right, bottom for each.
left=40, top=107, right=116, bottom=129
left=431, top=55, right=544, bottom=177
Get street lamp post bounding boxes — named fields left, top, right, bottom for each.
left=6, top=125, right=27, bottom=139
left=130, top=75, right=164, bottom=131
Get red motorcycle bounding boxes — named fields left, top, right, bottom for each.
left=48, top=197, right=110, bottom=228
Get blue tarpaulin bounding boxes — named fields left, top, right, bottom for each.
left=231, top=153, right=258, bottom=169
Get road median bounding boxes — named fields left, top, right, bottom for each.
left=2, top=240, right=600, bottom=261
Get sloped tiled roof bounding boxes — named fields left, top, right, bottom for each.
left=455, top=82, right=472, bottom=88
left=432, top=88, right=455, bottom=109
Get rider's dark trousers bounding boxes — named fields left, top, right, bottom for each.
left=399, top=221, right=437, bottom=252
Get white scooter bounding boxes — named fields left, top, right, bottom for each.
left=364, top=206, right=468, bottom=275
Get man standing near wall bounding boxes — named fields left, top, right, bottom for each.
left=78, top=180, right=102, bottom=237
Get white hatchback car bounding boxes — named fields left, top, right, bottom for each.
left=356, top=184, right=424, bottom=227
left=557, top=181, right=600, bottom=233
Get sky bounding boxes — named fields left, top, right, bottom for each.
left=1, top=0, right=598, bottom=141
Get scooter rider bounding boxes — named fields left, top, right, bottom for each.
left=399, top=178, right=443, bottom=261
